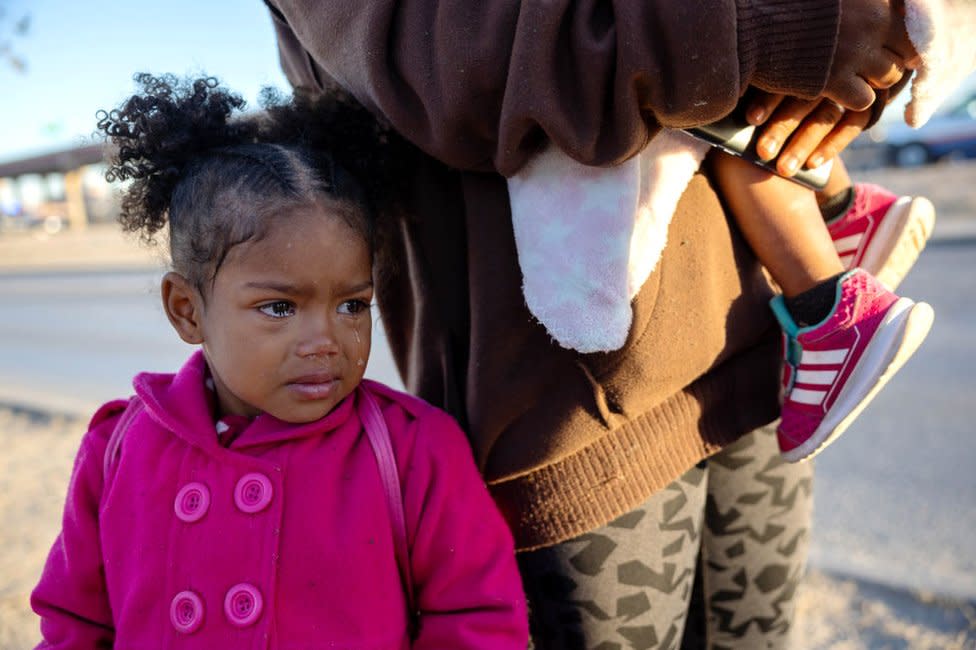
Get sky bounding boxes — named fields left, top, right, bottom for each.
left=0, top=0, right=290, bottom=163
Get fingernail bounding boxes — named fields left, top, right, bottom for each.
left=809, top=154, right=825, bottom=168
left=759, top=138, right=779, bottom=160
left=747, top=107, right=766, bottom=125
left=781, top=155, right=799, bottom=174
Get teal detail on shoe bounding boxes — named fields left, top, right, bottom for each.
left=770, top=294, right=798, bottom=335
left=770, top=294, right=801, bottom=366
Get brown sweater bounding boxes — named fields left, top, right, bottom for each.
left=266, top=0, right=842, bottom=550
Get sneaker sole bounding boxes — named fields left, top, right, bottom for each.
left=781, top=298, right=934, bottom=462
left=860, top=196, right=936, bottom=291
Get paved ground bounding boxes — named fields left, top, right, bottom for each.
left=0, top=222, right=160, bottom=274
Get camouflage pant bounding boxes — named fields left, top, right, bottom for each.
left=518, top=424, right=813, bottom=650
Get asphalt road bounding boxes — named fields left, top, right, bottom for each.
left=0, top=269, right=404, bottom=414
left=806, top=236, right=976, bottom=600
left=1, top=238, right=974, bottom=600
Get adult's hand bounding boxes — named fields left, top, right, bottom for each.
left=826, top=0, right=918, bottom=110
left=744, top=92, right=874, bottom=177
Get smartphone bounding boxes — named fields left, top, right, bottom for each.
left=683, top=114, right=832, bottom=191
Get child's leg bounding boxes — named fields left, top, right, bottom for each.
left=710, top=150, right=934, bottom=463
left=815, top=154, right=852, bottom=205
left=713, top=153, right=935, bottom=295
left=813, top=157, right=936, bottom=292
left=710, top=151, right=843, bottom=299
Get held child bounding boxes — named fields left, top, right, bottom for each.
left=706, top=0, right=976, bottom=460
left=509, top=121, right=935, bottom=463
left=710, top=146, right=935, bottom=462
left=31, top=74, right=528, bottom=649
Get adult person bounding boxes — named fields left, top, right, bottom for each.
left=261, top=2, right=914, bottom=647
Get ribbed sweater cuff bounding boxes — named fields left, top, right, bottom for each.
left=490, top=337, right=780, bottom=551
left=737, top=0, right=841, bottom=98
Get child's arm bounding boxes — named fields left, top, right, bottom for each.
left=402, top=409, right=528, bottom=649
left=30, top=403, right=124, bottom=648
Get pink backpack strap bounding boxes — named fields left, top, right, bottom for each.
left=357, top=385, right=417, bottom=633
left=102, top=396, right=144, bottom=479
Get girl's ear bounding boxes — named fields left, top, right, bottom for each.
left=161, top=272, right=205, bottom=344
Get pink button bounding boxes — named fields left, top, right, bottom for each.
left=234, top=473, right=273, bottom=513
left=224, top=583, right=263, bottom=627
left=170, top=590, right=204, bottom=634
left=174, top=482, right=210, bottom=523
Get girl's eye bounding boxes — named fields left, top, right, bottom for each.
left=338, top=299, right=371, bottom=316
left=259, top=301, right=296, bottom=318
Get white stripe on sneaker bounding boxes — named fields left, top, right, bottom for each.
left=796, top=369, right=839, bottom=385
left=800, top=348, right=849, bottom=364
left=791, top=387, right=828, bottom=405
left=833, top=233, right=862, bottom=254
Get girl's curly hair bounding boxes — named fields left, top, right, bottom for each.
left=257, top=84, right=411, bottom=225
left=97, top=73, right=413, bottom=289
left=98, top=74, right=257, bottom=238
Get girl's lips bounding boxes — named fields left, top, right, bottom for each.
left=287, top=375, right=339, bottom=400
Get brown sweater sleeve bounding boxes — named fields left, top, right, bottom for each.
left=267, top=0, right=840, bottom=176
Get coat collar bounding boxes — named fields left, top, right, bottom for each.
left=133, top=350, right=357, bottom=452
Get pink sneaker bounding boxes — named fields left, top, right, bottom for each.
left=827, top=183, right=935, bottom=291
left=772, top=269, right=934, bottom=462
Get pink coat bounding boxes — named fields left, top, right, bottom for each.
left=32, top=351, right=528, bottom=648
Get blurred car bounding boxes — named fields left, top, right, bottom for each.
left=866, top=89, right=976, bottom=167
left=0, top=211, right=65, bottom=235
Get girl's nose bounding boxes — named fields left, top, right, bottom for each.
left=295, top=317, right=340, bottom=358
left=296, top=335, right=340, bottom=359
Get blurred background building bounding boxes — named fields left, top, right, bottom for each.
left=0, top=145, right=108, bottom=234
left=0, top=0, right=288, bottom=236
